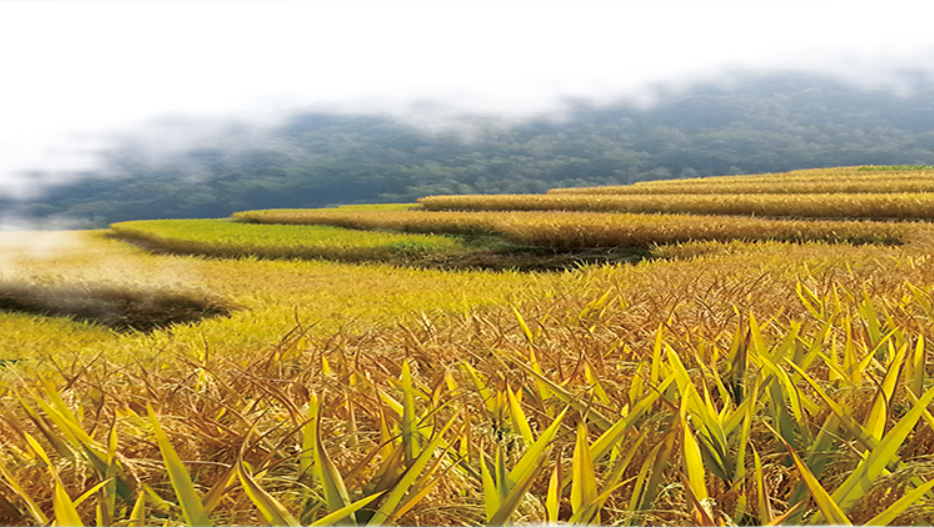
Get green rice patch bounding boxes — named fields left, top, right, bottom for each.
left=110, top=218, right=467, bottom=262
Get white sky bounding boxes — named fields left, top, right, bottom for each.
left=1, top=0, right=933, bottom=197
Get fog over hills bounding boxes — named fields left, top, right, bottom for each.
left=2, top=70, right=931, bottom=228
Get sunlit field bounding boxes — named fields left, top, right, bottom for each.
left=5, top=166, right=934, bottom=526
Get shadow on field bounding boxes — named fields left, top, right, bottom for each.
left=411, top=246, right=655, bottom=271
left=111, top=231, right=655, bottom=272
left=0, top=282, right=238, bottom=333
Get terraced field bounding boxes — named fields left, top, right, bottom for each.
left=4, top=167, right=934, bottom=526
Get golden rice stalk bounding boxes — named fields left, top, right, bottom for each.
left=863, top=479, right=934, bottom=526
left=864, top=342, right=908, bottom=442
left=128, top=492, right=147, bottom=527
left=508, top=359, right=614, bottom=431
left=400, top=361, right=420, bottom=466
left=479, top=451, right=501, bottom=522
left=680, top=405, right=709, bottom=504
left=906, top=335, right=926, bottom=399
left=827, top=384, right=934, bottom=516
left=545, top=463, right=561, bottom=524
left=753, top=449, right=773, bottom=525
left=147, top=404, right=213, bottom=527
left=506, top=386, right=534, bottom=446
left=235, top=459, right=301, bottom=527
left=307, top=392, right=353, bottom=517
left=0, top=451, right=50, bottom=525
left=53, top=481, right=85, bottom=527
left=570, top=423, right=598, bottom=518
left=773, top=430, right=851, bottom=526
left=366, top=413, right=459, bottom=526
left=590, top=375, right=673, bottom=463
left=486, top=446, right=552, bottom=527
left=309, top=492, right=386, bottom=527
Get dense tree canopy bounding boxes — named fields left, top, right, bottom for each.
left=6, top=72, right=934, bottom=227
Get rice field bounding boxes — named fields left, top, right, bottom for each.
left=111, top=219, right=467, bottom=263
left=549, top=166, right=934, bottom=194
left=5, top=166, right=934, bottom=526
left=235, top=208, right=912, bottom=248
left=417, top=191, right=934, bottom=219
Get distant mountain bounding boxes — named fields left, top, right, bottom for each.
left=8, top=71, right=934, bottom=227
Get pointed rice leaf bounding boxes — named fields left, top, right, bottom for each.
left=53, top=482, right=84, bottom=527
left=748, top=312, right=770, bottom=358
left=506, top=386, right=534, bottom=446
left=864, top=478, right=934, bottom=526
left=461, top=362, right=497, bottom=418
left=681, top=405, right=709, bottom=502
left=828, top=383, right=934, bottom=516
left=17, top=394, right=75, bottom=460
left=0, top=451, right=50, bottom=525
left=309, top=392, right=353, bottom=516
left=650, top=325, right=665, bottom=386
left=666, top=343, right=699, bottom=403
left=528, top=349, right=553, bottom=404
left=724, top=323, right=748, bottom=403
left=629, top=363, right=646, bottom=406
left=908, top=336, right=926, bottom=399
left=236, top=459, right=301, bottom=527
left=753, top=448, right=773, bottom=526
left=637, top=429, right=676, bottom=513
left=147, top=403, right=212, bottom=527
left=310, top=492, right=386, bottom=527
left=859, top=290, right=884, bottom=346
left=785, top=361, right=877, bottom=452
left=487, top=447, right=551, bottom=527
left=733, top=377, right=760, bottom=484
left=583, top=361, right=611, bottom=406
left=572, top=432, right=645, bottom=525
left=128, top=491, right=147, bottom=527
left=494, top=444, right=508, bottom=505
left=34, top=379, right=111, bottom=475
left=376, top=388, right=404, bottom=417
left=506, top=409, right=566, bottom=487
left=570, top=423, right=598, bottom=515
left=202, top=464, right=238, bottom=514
left=74, top=479, right=112, bottom=507
left=679, top=473, right=717, bottom=527
left=512, top=306, right=535, bottom=345
left=509, top=358, right=614, bottom=430
left=796, top=281, right=825, bottom=320
left=797, top=318, right=835, bottom=371
left=865, top=342, right=907, bottom=442
left=627, top=441, right=661, bottom=517
left=546, top=464, right=561, bottom=524
left=479, top=452, right=500, bottom=521
left=777, top=432, right=850, bottom=525
left=400, top=361, right=420, bottom=465
left=366, top=413, right=458, bottom=526
left=591, top=375, right=673, bottom=463
left=764, top=500, right=806, bottom=526
left=758, top=353, right=808, bottom=437
left=391, top=443, right=458, bottom=520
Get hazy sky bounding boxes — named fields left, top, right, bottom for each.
left=2, top=0, right=933, bottom=197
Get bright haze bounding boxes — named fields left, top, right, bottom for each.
left=1, top=0, right=932, bottom=199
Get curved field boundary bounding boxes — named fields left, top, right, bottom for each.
left=111, top=219, right=467, bottom=262
left=234, top=209, right=909, bottom=249
left=548, top=177, right=934, bottom=195
left=558, top=166, right=934, bottom=189
left=418, top=192, right=934, bottom=220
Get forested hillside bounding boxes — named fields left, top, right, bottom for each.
left=7, top=71, right=934, bottom=227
